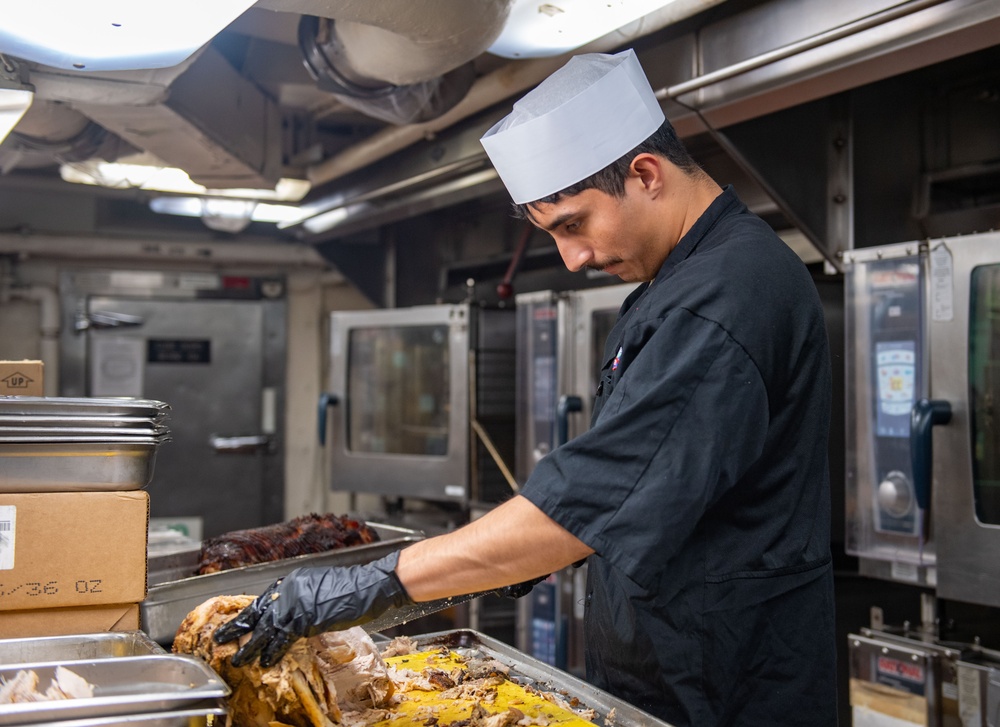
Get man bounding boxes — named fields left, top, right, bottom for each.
left=215, top=49, right=838, bottom=726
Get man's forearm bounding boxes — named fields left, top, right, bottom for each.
left=395, top=495, right=594, bottom=602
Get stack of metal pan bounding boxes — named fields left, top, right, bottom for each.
left=0, top=631, right=229, bottom=726
left=0, top=397, right=171, bottom=492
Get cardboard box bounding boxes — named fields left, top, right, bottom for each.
left=0, top=360, right=44, bottom=396
left=0, top=603, right=140, bottom=639
left=0, top=491, right=148, bottom=611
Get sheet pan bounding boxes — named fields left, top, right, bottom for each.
left=141, top=523, right=424, bottom=644
left=394, top=629, right=676, bottom=727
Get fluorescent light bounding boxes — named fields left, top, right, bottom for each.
left=149, top=196, right=303, bottom=228
left=61, top=155, right=310, bottom=202
left=0, top=0, right=257, bottom=71
left=489, top=0, right=682, bottom=58
left=0, top=88, right=32, bottom=143
left=301, top=207, right=351, bottom=234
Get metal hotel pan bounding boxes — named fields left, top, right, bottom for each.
left=141, top=523, right=425, bottom=645
left=0, top=631, right=165, bottom=665
left=400, top=629, right=675, bottom=727
left=0, top=441, right=163, bottom=492
left=11, top=701, right=227, bottom=727
left=0, top=425, right=170, bottom=438
left=0, top=654, right=229, bottom=725
left=0, top=397, right=170, bottom=418
left=0, top=416, right=167, bottom=429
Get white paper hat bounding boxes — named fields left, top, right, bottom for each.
left=480, top=49, right=664, bottom=204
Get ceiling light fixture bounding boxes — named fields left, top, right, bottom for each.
left=489, top=0, right=684, bottom=59
left=60, top=155, right=310, bottom=202
left=0, top=0, right=257, bottom=72
left=149, top=196, right=303, bottom=232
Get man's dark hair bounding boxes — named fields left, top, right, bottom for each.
left=513, top=119, right=700, bottom=219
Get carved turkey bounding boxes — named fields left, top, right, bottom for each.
left=172, top=595, right=395, bottom=727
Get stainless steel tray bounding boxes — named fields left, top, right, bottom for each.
left=0, top=416, right=167, bottom=429
left=141, top=523, right=425, bottom=645
left=13, top=700, right=227, bottom=727
left=0, top=425, right=170, bottom=438
left=0, top=398, right=170, bottom=418
left=0, top=631, right=166, bottom=664
left=0, top=654, right=229, bottom=725
left=0, top=441, right=162, bottom=492
left=404, top=629, right=675, bottom=727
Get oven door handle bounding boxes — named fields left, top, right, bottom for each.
left=317, top=392, right=340, bottom=445
left=910, top=398, right=952, bottom=511
left=557, top=395, right=583, bottom=447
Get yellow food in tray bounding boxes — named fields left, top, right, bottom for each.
left=173, top=596, right=599, bottom=727
left=376, top=649, right=598, bottom=727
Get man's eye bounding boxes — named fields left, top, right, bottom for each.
left=565, top=221, right=580, bottom=232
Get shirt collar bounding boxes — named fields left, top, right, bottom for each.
left=653, top=184, right=742, bottom=284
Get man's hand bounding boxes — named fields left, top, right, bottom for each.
left=213, top=551, right=412, bottom=668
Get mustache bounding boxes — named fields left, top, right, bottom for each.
left=586, top=257, right=623, bottom=272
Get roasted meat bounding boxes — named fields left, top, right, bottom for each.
left=173, top=595, right=395, bottom=727
left=197, top=514, right=380, bottom=575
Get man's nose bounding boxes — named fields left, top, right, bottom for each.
left=555, top=237, right=592, bottom=272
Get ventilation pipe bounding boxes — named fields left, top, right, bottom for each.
left=259, top=0, right=513, bottom=124
left=305, top=0, right=728, bottom=187
left=298, top=16, right=476, bottom=125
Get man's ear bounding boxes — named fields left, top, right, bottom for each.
left=630, top=153, right=664, bottom=196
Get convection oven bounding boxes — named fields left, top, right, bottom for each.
left=513, top=283, right=635, bottom=674
left=844, top=231, right=1000, bottom=607
left=320, top=303, right=516, bottom=506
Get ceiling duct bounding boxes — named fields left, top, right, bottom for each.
left=1, top=0, right=512, bottom=189
left=299, top=16, right=476, bottom=125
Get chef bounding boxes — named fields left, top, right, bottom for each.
left=216, top=48, right=839, bottom=726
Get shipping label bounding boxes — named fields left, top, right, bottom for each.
left=0, top=506, right=14, bottom=570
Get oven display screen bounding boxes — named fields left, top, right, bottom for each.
left=875, top=340, right=916, bottom=438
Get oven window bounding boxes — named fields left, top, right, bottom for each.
left=347, top=325, right=450, bottom=455
left=970, top=264, right=1000, bottom=524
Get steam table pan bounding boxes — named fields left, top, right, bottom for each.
left=0, top=441, right=162, bottom=492
left=0, top=425, right=170, bottom=438
left=0, top=416, right=167, bottom=429
left=8, top=701, right=228, bottom=727
left=0, top=398, right=170, bottom=419
left=0, top=631, right=166, bottom=664
left=0, top=654, right=229, bottom=725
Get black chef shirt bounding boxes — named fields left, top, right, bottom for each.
left=520, top=186, right=838, bottom=726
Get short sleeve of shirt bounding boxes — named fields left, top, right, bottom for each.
left=520, top=307, right=770, bottom=591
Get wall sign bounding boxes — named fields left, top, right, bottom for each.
left=147, top=339, right=211, bottom=364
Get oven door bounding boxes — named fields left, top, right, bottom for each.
left=929, top=231, right=1000, bottom=607
left=844, top=243, right=932, bottom=582
left=326, top=304, right=470, bottom=502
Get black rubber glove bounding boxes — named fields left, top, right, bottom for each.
left=213, top=551, right=412, bottom=668
left=492, top=574, right=547, bottom=599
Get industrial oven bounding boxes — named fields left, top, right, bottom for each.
left=844, top=231, right=1000, bottom=606
left=320, top=303, right=516, bottom=506
left=513, top=283, right=635, bottom=674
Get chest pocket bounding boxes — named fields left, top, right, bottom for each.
left=592, top=342, right=624, bottom=425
